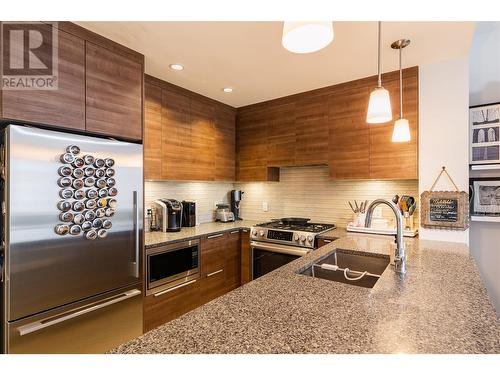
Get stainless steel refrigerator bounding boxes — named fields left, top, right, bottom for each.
left=0, top=125, right=143, bottom=354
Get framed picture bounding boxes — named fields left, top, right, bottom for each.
left=469, top=177, right=500, bottom=216
left=470, top=102, right=500, bottom=165
left=420, top=191, right=469, bottom=230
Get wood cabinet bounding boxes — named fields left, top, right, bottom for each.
left=0, top=22, right=144, bottom=141
left=143, top=279, right=201, bottom=332
left=1, top=24, right=86, bottom=131
left=236, top=106, right=280, bottom=181
left=317, top=238, right=334, bottom=248
left=143, top=229, right=243, bottom=332
left=329, top=67, right=418, bottom=180
left=144, top=82, right=162, bottom=179
left=240, top=229, right=252, bottom=284
left=225, top=230, right=241, bottom=291
left=145, top=75, right=236, bottom=181
left=85, top=42, right=143, bottom=141
left=236, top=66, right=419, bottom=181
left=199, top=231, right=241, bottom=304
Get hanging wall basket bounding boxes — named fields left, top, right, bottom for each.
left=420, top=167, right=469, bottom=231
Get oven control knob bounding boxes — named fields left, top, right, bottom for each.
left=251, top=230, right=257, bottom=236
left=307, top=235, right=314, bottom=243
left=293, top=233, right=299, bottom=241
left=259, top=230, right=265, bottom=237
left=300, top=235, right=306, bottom=242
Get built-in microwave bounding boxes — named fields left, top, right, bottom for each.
left=146, top=239, right=200, bottom=296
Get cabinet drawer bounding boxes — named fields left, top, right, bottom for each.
left=200, top=268, right=226, bottom=304
left=201, top=233, right=227, bottom=275
left=143, top=279, right=201, bottom=332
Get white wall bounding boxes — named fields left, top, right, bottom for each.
left=469, top=22, right=500, bottom=106
left=418, top=57, right=470, bottom=244
left=468, top=22, right=500, bottom=315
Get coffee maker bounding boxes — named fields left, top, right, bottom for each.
left=230, top=190, right=244, bottom=220
left=153, top=199, right=183, bottom=232
left=182, top=201, right=196, bottom=227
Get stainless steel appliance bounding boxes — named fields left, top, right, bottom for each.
left=230, top=190, right=244, bottom=220
left=250, top=218, right=336, bottom=280
left=0, top=125, right=143, bottom=353
left=146, top=239, right=200, bottom=296
left=152, top=199, right=183, bottom=232
left=181, top=201, right=196, bottom=227
left=215, top=203, right=235, bottom=222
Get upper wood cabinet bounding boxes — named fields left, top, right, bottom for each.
left=0, top=22, right=144, bottom=141
left=144, top=83, right=162, bottom=180
left=1, top=24, right=86, bottom=131
left=329, top=67, right=418, bottom=180
left=145, top=75, right=236, bottom=181
left=236, top=66, right=419, bottom=181
left=85, top=42, right=143, bottom=141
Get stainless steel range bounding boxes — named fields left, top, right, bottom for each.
left=250, top=218, right=335, bottom=279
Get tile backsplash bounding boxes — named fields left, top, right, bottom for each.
left=234, top=166, right=419, bottom=227
left=145, top=166, right=418, bottom=229
left=145, top=181, right=234, bottom=226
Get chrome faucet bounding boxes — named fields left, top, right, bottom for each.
left=364, top=199, right=406, bottom=274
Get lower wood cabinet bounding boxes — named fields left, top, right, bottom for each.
left=240, top=229, right=252, bottom=284
left=143, top=279, right=202, bottom=333
left=317, top=238, right=334, bottom=248
left=143, top=229, right=244, bottom=332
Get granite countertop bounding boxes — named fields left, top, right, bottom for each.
left=116, top=228, right=500, bottom=354
left=145, top=220, right=260, bottom=248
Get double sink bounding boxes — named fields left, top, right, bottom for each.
left=299, top=249, right=390, bottom=288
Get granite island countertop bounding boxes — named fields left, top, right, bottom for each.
left=116, top=228, right=499, bottom=354
left=145, top=220, right=261, bottom=248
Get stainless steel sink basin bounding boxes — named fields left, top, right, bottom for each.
left=299, top=249, right=389, bottom=288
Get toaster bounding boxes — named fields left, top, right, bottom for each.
left=215, top=204, right=235, bottom=222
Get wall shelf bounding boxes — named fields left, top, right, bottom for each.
left=470, top=215, right=500, bottom=223
left=470, top=164, right=500, bottom=171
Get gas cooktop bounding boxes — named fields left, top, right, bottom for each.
left=255, top=221, right=336, bottom=233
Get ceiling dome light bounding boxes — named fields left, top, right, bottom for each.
left=223, top=87, right=233, bottom=93
left=367, top=22, right=392, bottom=124
left=282, top=22, right=334, bottom=54
left=169, top=63, right=184, bottom=71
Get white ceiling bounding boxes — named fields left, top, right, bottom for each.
left=77, top=21, right=475, bottom=107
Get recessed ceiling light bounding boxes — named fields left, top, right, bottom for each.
left=169, top=63, right=184, bottom=71
left=223, top=87, right=233, bottom=93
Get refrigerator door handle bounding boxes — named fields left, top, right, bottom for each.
left=132, top=190, right=140, bottom=278
left=17, top=289, right=141, bottom=336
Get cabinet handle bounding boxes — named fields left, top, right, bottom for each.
left=206, top=269, right=223, bottom=277
left=207, top=233, right=223, bottom=239
left=153, top=279, right=197, bottom=297
left=230, top=230, right=239, bottom=234
left=322, top=239, right=332, bottom=243
left=241, top=229, right=249, bottom=233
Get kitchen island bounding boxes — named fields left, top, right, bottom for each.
left=113, top=228, right=499, bottom=353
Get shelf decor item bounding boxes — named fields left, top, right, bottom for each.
left=469, top=177, right=500, bottom=216
left=420, top=167, right=469, bottom=230
left=469, top=102, right=500, bottom=164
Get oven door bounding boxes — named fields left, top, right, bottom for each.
left=146, top=239, right=200, bottom=295
left=251, top=241, right=310, bottom=280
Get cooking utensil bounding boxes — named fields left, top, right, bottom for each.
left=348, top=201, right=356, bottom=213
left=354, top=201, right=360, bottom=213
left=392, top=195, right=399, bottom=204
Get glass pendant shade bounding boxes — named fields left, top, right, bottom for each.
left=282, top=22, right=334, bottom=54
left=392, top=118, right=411, bottom=142
left=366, top=87, right=392, bottom=123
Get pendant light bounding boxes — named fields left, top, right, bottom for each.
left=391, top=39, right=411, bottom=142
left=366, top=21, right=392, bottom=124
left=282, top=22, right=334, bottom=54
